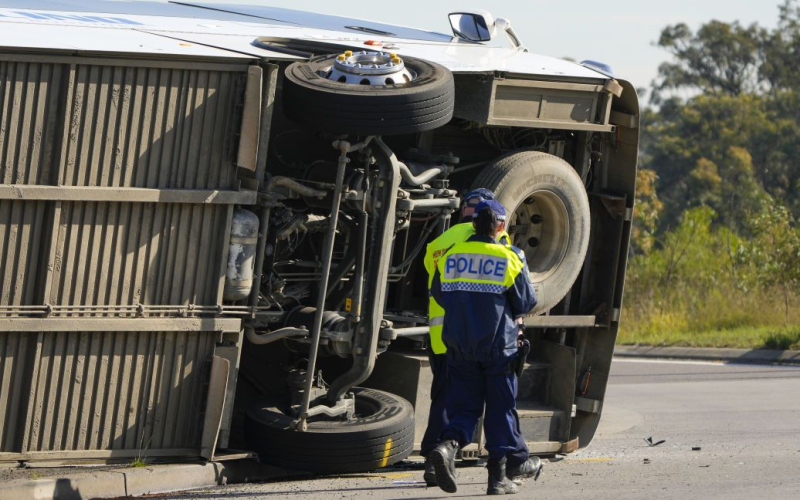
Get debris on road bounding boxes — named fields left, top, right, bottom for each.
left=644, top=436, right=666, bottom=447
left=692, top=446, right=702, bottom=451
left=643, top=458, right=651, bottom=465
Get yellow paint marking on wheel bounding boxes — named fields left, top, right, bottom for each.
left=380, top=437, right=393, bottom=467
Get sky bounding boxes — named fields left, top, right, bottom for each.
left=183, top=0, right=785, bottom=91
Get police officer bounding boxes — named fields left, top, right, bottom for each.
left=429, top=200, right=537, bottom=495
left=421, top=189, right=511, bottom=485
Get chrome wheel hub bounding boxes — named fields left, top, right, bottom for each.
left=510, top=190, right=570, bottom=281
left=327, top=50, right=415, bottom=85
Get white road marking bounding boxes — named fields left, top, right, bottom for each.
left=612, top=357, right=726, bottom=367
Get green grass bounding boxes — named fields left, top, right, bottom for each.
left=617, top=323, right=800, bottom=350
left=618, top=282, right=800, bottom=351
left=130, top=457, right=147, bottom=468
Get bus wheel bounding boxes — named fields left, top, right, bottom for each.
left=282, top=51, right=454, bottom=136
left=245, top=387, right=414, bottom=473
left=473, top=151, right=591, bottom=315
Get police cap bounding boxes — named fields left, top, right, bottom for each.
left=461, top=188, right=495, bottom=208
left=472, top=199, right=507, bottom=221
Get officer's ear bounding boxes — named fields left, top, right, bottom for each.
left=497, top=220, right=506, bottom=234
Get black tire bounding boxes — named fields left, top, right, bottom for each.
left=472, top=151, right=591, bottom=315
left=282, top=54, right=454, bottom=136
left=245, top=387, right=415, bottom=473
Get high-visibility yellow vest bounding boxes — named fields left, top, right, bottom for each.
left=423, top=223, right=511, bottom=354
left=437, top=240, right=525, bottom=293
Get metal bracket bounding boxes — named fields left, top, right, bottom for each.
left=603, top=79, right=624, bottom=98
left=293, top=393, right=355, bottom=431
left=237, top=66, right=263, bottom=173
left=623, top=207, right=634, bottom=222
left=305, top=394, right=355, bottom=419
left=592, top=192, right=627, bottom=220
left=322, top=327, right=353, bottom=344
left=396, top=198, right=459, bottom=212
left=575, top=396, right=601, bottom=414
left=560, top=437, right=580, bottom=454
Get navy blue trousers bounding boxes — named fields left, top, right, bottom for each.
left=439, top=355, right=529, bottom=465
left=421, top=349, right=448, bottom=457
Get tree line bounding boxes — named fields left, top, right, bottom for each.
left=624, top=0, right=800, bottom=348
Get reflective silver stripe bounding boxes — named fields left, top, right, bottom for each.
left=429, top=316, right=445, bottom=327
left=441, top=281, right=507, bottom=294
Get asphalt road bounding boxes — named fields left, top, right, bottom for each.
left=161, top=359, right=800, bottom=499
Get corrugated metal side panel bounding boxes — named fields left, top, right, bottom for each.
left=58, top=64, right=240, bottom=190
left=0, top=200, right=47, bottom=308
left=0, top=332, right=31, bottom=452
left=1, top=60, right=62, bottom=311
left=22, top=330, right=214, bottom=452
left=0, top=57, right=249, bottom=459
left=0, top=60, right=63, bottom=186
left=47, top=202, right=228, bottom=308
left=39, top=62, right=244, bottom=310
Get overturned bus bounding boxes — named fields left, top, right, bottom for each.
left=0, top=0, right=638, bottom=473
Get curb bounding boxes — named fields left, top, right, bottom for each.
left=614, top=345, right=800, bottom=365
left=0, top=460, right=293, bottom=500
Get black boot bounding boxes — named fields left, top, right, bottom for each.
left=423, top=455, right=437, bottom=487
left=429, top=440, right=458, bottom=493
left=487, top=457, right=518, bottom=495
left=507, top=456, right=543, bottom=483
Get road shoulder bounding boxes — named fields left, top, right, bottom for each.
left=614, top=345, right=800, bottom=364
left=0, top=460, right=291, bottom=500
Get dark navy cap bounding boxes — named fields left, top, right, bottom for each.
left=461, top=188, right=495, bottom=207
left=472, top=199, right=507, bottom=221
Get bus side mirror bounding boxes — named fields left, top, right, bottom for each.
left=448, top=11, right=525, bottom=50
left=448, top=11, right=495, bottom=42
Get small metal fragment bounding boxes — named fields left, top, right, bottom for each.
left=644, top=436, right=665, bottom=447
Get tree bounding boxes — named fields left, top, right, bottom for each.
left=718, top=146, right=770, bottom=230
left=626, top=2, right=800, bottom=342
left=655, top=206, right=717, bottom=313
left=688, top=157, right=722, bottom=207
left=760, top=0, right=800, bottom=92
left=631, top=169, right=663, bottom=254
left=745, top=203, right=800, bottom=321
left=641, top=93, right=772, bottom=229
left=652, top=20, right=763, bottom=101
left=644, top=3, right=800, bottom=227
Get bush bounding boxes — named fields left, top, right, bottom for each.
left=621, top=204, right=800, bottom=349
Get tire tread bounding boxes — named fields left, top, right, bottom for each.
left=245, top=388, right=415, bottom=473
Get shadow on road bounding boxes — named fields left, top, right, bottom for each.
left=163, top=481, right=487, bottom=499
